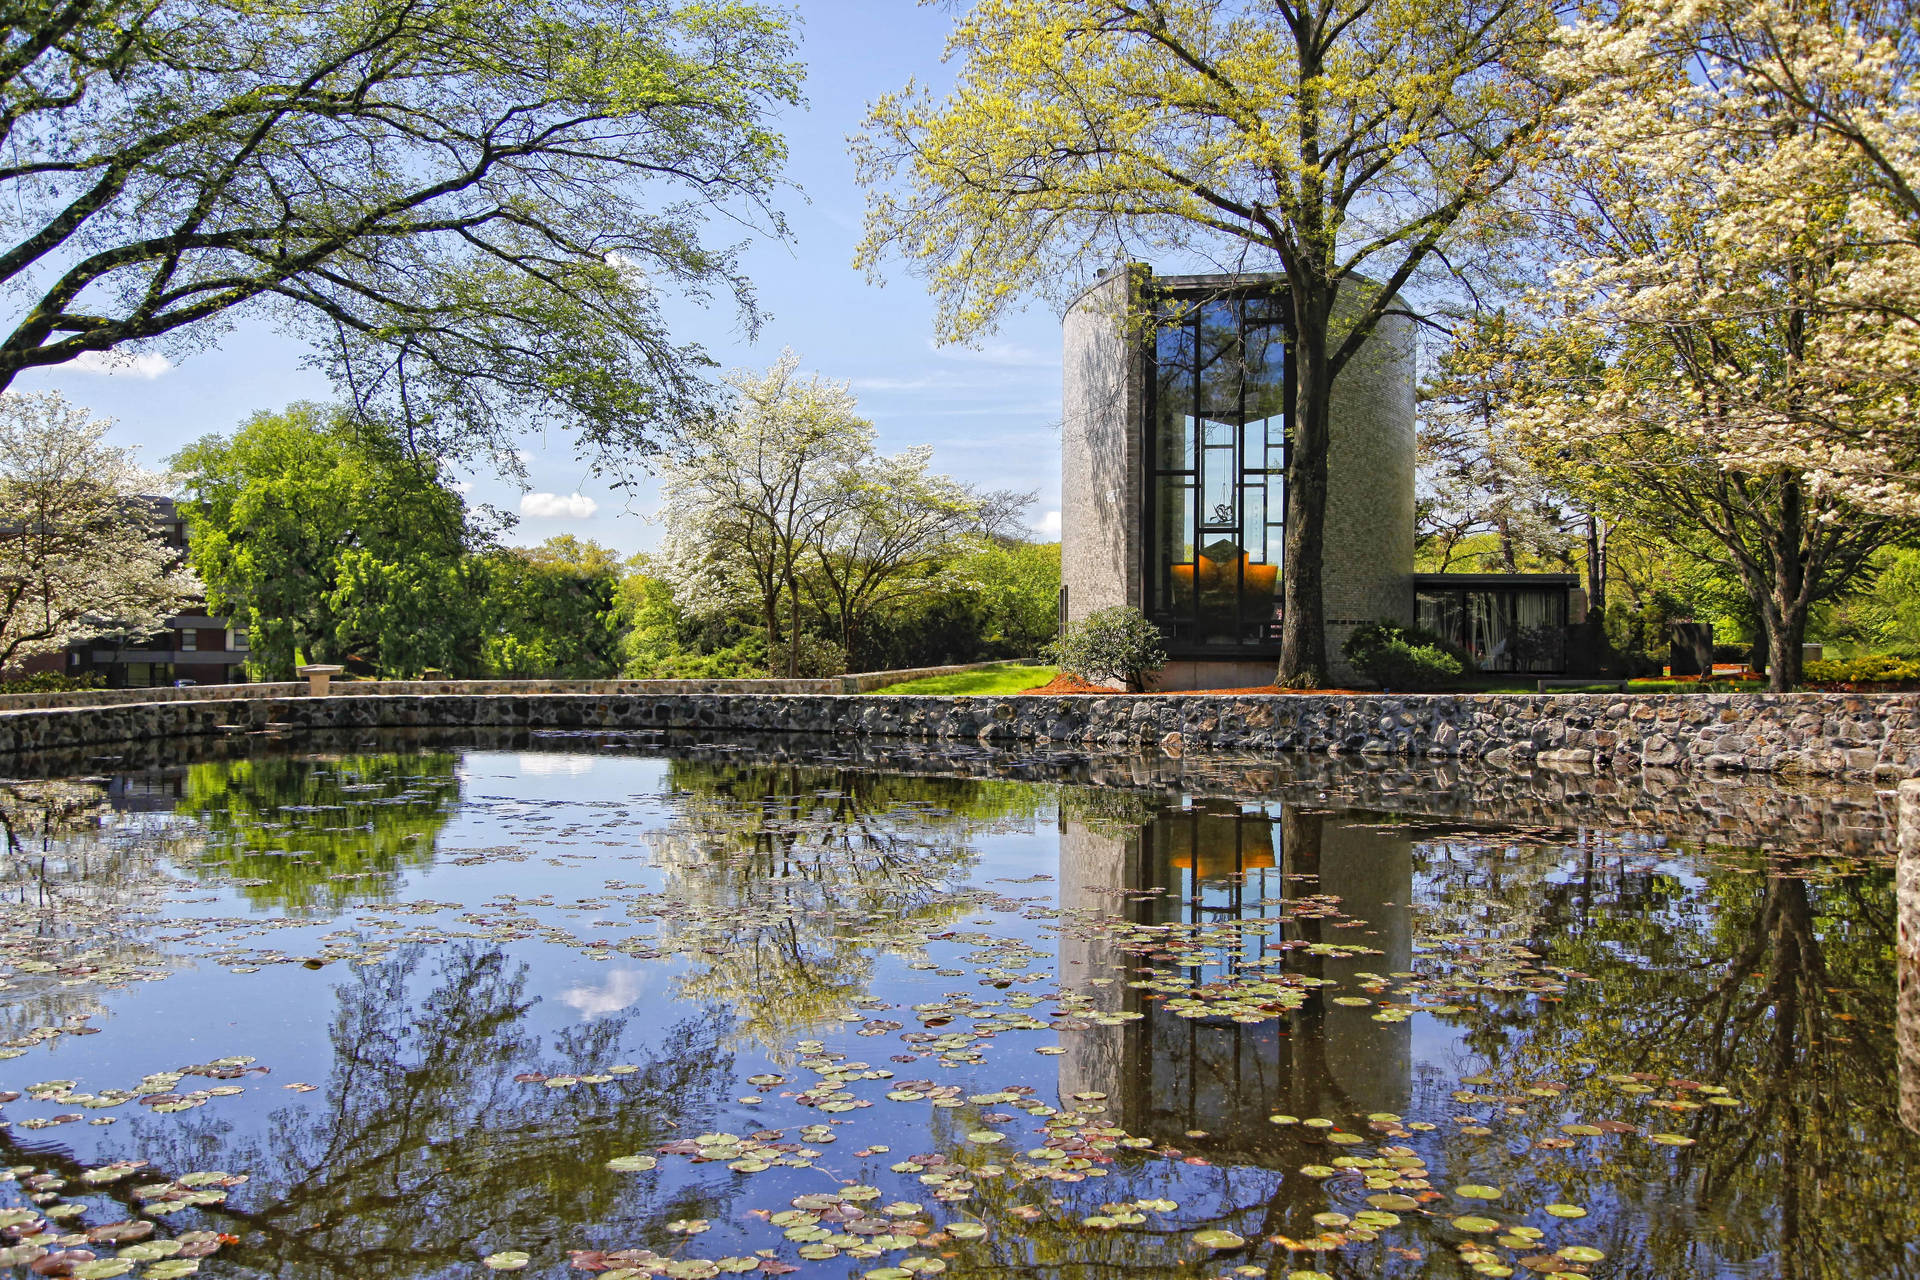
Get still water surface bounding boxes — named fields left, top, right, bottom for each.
left=2, top=734, right=1914, bottom=1280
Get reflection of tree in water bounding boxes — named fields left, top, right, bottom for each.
left=30, top=942, right=737, bottom=1280
left=1417, top=836, right=1920, bottom=1280
left=177, top=754, right=461, bottom=913
left=0, top=779, right=190, bottom=1048
left=653, top=762, right=1046, bottom=1053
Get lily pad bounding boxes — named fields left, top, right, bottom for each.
left=482, top=1253, right=531, bottom=1271
left=1192, top=1229, right=1246, bottom=1249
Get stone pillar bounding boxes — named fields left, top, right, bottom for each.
left=1899, top=779, right=1920, bottom=1132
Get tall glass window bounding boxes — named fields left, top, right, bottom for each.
left=1147, top=288, right=1288, bottom=650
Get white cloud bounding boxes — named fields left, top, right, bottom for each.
left=449, top=481, right=474, bottom=495
left=927, top=338, right=1056, bottom=368
left=515, top=752, right=595, bottom=775
left=558, top=970, right=646, bottom=1020
left=65, top=351, right=172, bottom=379
left=520, top=491, right=598, bottom=519
left=1034, top=509, right=1062, bottom=539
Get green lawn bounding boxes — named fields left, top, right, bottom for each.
left=869, top=663, right=1057, bottom=695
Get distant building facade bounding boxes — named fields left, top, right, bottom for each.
left=23, top=497, right=251, bottom=687
left=1061, top=267, right=1583, bottom=687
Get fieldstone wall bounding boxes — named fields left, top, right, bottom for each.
left=0, top=688, right=1915, bottom=780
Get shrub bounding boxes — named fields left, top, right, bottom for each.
left=1343, top=622, right=1465, bottom=691
left=767, top=633, right=848, bottom=679
left=0, top=671, right=104, bottom=693
left=1803, top=654, right=1920, bottom=687
left=1044, top=606, right=1167, bottom=692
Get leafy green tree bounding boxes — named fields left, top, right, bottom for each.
left=172, top=403, right=489, bottom=678
left=804, top=446, right=990, bottom=668
left=613, top=558, right=767, bottom=678
left=478, top=537, right=622, bottom=678
left=0, top=0, right=801, bottom=467
left=861, top=536, right=1062, bottom=668
left=855, top=0, right=1562, bottom=686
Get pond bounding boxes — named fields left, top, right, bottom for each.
left=0, top=729, right=1914, bottom=1280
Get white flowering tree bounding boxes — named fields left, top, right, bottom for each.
left=1462, top=0, right=1920, bottom=689
left=656, top=354, right=872, bottom=677
left=0, top=393, right=198, bottom=671
left=1543, top=0, right=1920, bottom=517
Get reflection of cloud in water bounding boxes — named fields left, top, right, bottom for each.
left=515, top=753, right=599, bottom=776
left=559, top=969, right=646, bottom=1019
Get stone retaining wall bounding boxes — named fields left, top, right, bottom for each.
left=0, top=688, right=1914, bottom=779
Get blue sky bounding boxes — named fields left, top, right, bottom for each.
left=12, top=2, right=1068, bottom=555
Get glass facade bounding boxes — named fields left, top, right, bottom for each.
left=1415, top=583, right=1570, bottom=673
left=1146, top=288, right=1288, bottom=652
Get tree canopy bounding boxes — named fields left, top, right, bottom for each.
left=0, top=0, right=802, bottom=470
left=855, top=0, right=1562, bottom=684
left=171, top=403, right=487, bottom=678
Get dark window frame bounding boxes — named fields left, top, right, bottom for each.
left=1142, top=283, right=1293, bottom=657
left=1415, top=584, right=1570, bottom=674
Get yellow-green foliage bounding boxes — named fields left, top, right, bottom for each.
left=1804, top=655, right=1920, bottom=686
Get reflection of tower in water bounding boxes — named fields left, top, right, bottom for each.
left=1058, top=796, right=1412, bottom=1164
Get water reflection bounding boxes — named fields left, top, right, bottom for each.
left=1060, top=796, right=1412, bottom=1155
left=654, top=761, right=1046, bottom=1053
left=4, top=943, right=737, bottom=1280
left=0, top=739, right=1913, bottom=1280
left=1047, top=790, right=1920, bottom=1279
left=177, top=754, right=460, bottom=912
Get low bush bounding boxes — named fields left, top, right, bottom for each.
left=1044, top=607, right=1167, bottom=692
left=767, top=633, right=848, bottom=679
left=1803, top=654, right=1920, bottom=686
left=0, top=671, right=105, bottom=693
left=1343, top=622, right=1465, bottom=691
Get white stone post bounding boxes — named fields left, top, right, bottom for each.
left=296, top=664, right=344, bottom=697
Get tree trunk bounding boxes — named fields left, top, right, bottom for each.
left=762, top=591, right=779, bottom=679
left=1759, top=597, right=1806, bottom=692
left=1278, top=307, right=1333, bottom=687
left=1757, top=480, right=1809, bottom=693
left=786, top=576, right=800, bottom=678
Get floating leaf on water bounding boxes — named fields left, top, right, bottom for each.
left=144, top=1262, right=200, bottom=1280
left=1192, top=1229, right=1246, bottom=1250
left=1367, top=1195, right=1417, bottom=1211
left=964, top=1131, right=1003, bottom=1144
left=943, top=1223, right=987, bottom=1240
left=1556, top=1246, right=1604, bottom=1263
left=1543, top=1204, right=1587, bottom=1219
left=1649, top=1133, right=1696, bottom=1147
left=1455, top=1185, right=1503, bottom=1200
left=483, top=1253, right=532, bottom=1271
left=1298, top=1165, right=1337, bottom=1178
left=1451, top=1216, right=1500, bottom=1233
